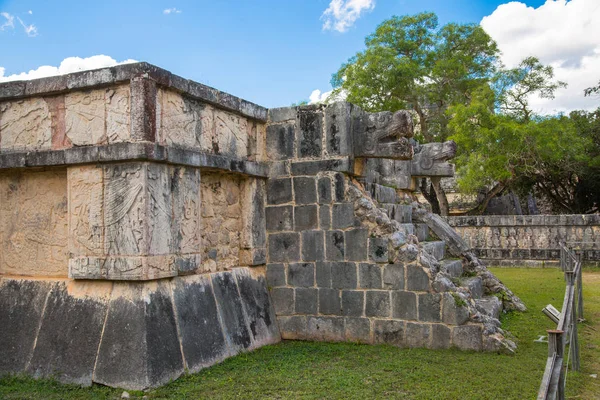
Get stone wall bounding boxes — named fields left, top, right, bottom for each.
left=446, top=214, right=600, bottom=265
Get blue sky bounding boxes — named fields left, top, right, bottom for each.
left=1, top=0, right=597, bottom=113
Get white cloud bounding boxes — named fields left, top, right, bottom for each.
left=17, top=17, right=37, bottom=37
left=0, top=55, right=137, bottom=82
left=28, top=10, right=33, bottom=15
left=0, top=12, right=14, bottom=30
left=481, top=0, right=600, bottom=113
left=163, top=8, right=182, bottom=15
left=321, top=0, right=375, bottom=33
left=308, top=88, right=347, bottom=104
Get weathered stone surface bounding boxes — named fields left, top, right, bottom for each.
left=0, top=279, right=54, bottom=375
left=0, top=97, right=52, bottom=151
left=431, top=324, right=452, bottom=349
left=406, top=265, right=430, bottom=291
left=171, top=167, right=202, bottom=255
left=158, top=90, right=206, bottom=149
left=268, top=232, right=300, bottom=263
left=422, top=241, right=446, bottom=261
left=266, top=264, right=286, bottom=287
left=452, top=325, right=483, bottom=351
left=316, top=261, right=332, bottom=288
left=94, top=281, right=184, bottom=390
left=319, top=288, right=341, bottom=315
left=341, top=290, right=364, bottom=317
left=267, top=178, right=292, bottom=205
left=365, top=291, right=390, bottom=317
left=0, top=170, right=68, bottom=277
left=359, top=263, right=382, bottom=289
left=240, top=178, right=266, bottom=250
left=27, top=281, right=111, bottom=386
left=64, top=89, right=107, bottom=146
left=171, top=275, right=228, bottom=372
left=332, top=202, right=355, bottom=229
left=442, top=293, right=469, bottom=325
left=211, top=272, right=252, bottom=350
left=294, top=205, right=318, bottom=231
left=440, top=259, right=463, bottom=278
left=369, top=237, right=388, bottom=263
left=405, top=322, right=431, bottom=348
left=353, top=109, right=413, bottom=159
left=334, top=173, right=345, bottom=201
left=319, top=204, right=331, bottom=230
left=411, top=141, right=456, bottom=177
left=233, top=268, right=280, bottom=347
left=463, top=277, right=484, bottom=299
left=270, top=287, right=294, bottom=315
left=392, top=290, right=417, bottom=320
left=297, top=107, right=322, bottom=158
left=266, top=123, right=294, bottom=160
left=326, top=231, right=345, bottom=261
left=266, top=206, right=293, bottom=231
left=373, top=320, right=405, bottom=346
left=295, top=287, right=318, bottom=315
left=475, top=296, right=502, bottom=320
left=418, top=293, right=441, bottom=322
left=345, top=317, right=371, bottom=343
left=302, top=230, right=325, bottom=262
left=331, top=262, right=357, bottom=289
left=345, top=229, right=368, bottom=261
left=307, top=316, right=344, bottom=341
left=324, top=102, right=352, bottom=156
left=277, top=315, right=308, bottom=340
left=293, top=177, right=317, bottom=204
left=382, top=264, right=404, bottom=290
left=288, top=263, right=315, bottom=287
left=268, top=107, right=296, bottom=123
left=317, top=176, right=332, bottom=204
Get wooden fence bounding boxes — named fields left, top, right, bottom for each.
left=537, top=242, right=584, bottom=399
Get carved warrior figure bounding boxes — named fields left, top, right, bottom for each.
left=353, top=110, right=414, bottom=159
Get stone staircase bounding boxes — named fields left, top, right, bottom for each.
left=373, top=184, right=503, bottom=321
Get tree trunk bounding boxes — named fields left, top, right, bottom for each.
left=431, top=177, right=450, bottom=216
left=466, top=182, right=505, bottom=215
left=420, top=178, right=441, bottom=215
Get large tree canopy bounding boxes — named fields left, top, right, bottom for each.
left=330, top=12, right=499, bottom=142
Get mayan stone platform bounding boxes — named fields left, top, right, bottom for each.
left=0, top=63, right=524, bottom=390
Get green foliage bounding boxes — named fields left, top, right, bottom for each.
left=331, top=12, right=499, bottom=142
left=452, top=292, right=467, bottom=307
left=291, top=100, right=309, bottom=106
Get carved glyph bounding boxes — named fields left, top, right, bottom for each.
left=0, top=170, right=68, bottom=276
left=0, top=98, right=52, bottom=151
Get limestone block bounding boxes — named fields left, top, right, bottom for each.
left=68, top=166, right=104, bottom=257
left=68, top=255, right=180, bottom=281
left=0, top=170, right=68, bottom=277
left=159, top=89, right=206, bottom=149
left=212, top=108, right=249, bottom=158
left=65, top=89, right=106, bottom=146
left=171, top=167, right=202, bottom=254
left=106, top=86, right=131, bottom=143
left=0, top=98, right=52, bottom=151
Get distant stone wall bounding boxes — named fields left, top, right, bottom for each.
left=445, top=215, right=600, bottom=265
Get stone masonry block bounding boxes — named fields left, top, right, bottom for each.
left=452, top=325, right=483, bottom=351
left=359, top=263, right=382, bottom=289
left=266, top=178, right=292, bottom=205
left=294, top=205, right=318, bottom=231
left=406, top=264, right=430, bottom=291
left=341, top=290, right=364, bottom=317
left=270, top=287, right=294, bottom=315
left=373, top=320, right=405, bottom=346
left=288, top=263, right=315, bottom=287
left=266, top=264, right=286, bottom=287
left=326, top=231, right=345, bottom=261
left=332, top=202, right=355, bottom=229
left=383, top=264, right=404, bottom=290
left=318, top=176, right=332, bottom=204
left=319, top=288, right=341, bottom=315
left=334, top=173, right=345, bottom=201
left=325, top=102, right=352, bottom=156
left=268, top=232, right=300, bottom=263
left=369, top=237, right=389, bottom=263
left=297, top=108, right=323, bottom=158
left=331, top=262, right=357, bottom=289
left=405, top=322, right=431, bottom=348
left=319, top=205, right=331, bottom=230
left=418, top=293, right=441, bottom=322
left=266, top=206, right=293, bottom=232
left=316, top=262, right=332, bottom=288
left=266, top=123, right=294, bottom=160
left=302, top=230, right=325, bottom=262
left=430, top=324, right=452, bottom=350
left=392, top=291, right=417, bottom=320
left=293, top=177, right=317, bottom=204
left=295, top=288, right=318, bottom=315
left=365, top=291, right=391, bottom=317
left=277, top=316, right=308, bottom=340
left=345, top=317, right=371, bottom=343
left=307, top=316, right=344, bottom=342
left=345, top=229, right=368, bottom=261
left=442, top=293, right=469, bottom=325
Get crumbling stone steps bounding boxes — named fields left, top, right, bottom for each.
left=475, top=296, right=503, bottom=320
left=381, top=204, right=413, bottom=224
left=422, top=241, right=446, bottom=261
left=462, top=276, right=484, bottom=299
left=440, top=259, right=463, bottom=278
left=414, top=223, right=429, bottom=242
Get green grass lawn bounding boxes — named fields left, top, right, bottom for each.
left=1, top=267, right=599, bottom=400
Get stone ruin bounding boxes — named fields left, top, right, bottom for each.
left=0, top=63, right=525, bottom=390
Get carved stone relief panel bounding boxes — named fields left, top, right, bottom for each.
left=159, top=89, right=207, bottom=149
left=172, top=167, right=202, bottom=255
left=65, top=89, right=107, bottom=146
left=0, top=98, right=52, bottom=151
left=106, top=86, right=131, bottom=143
left=68, top=166, right=104, bottom=257
left=0, top=170, right=68, bottom=277
left=210, top=109, right=248, bottom=158
left=146, top=163, right=172, bottom=255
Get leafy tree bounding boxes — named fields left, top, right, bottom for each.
left=329, top=12, right=500, bottom=215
